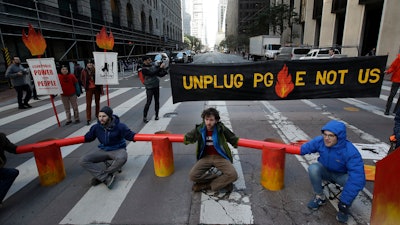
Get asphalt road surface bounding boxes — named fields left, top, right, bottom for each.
left=0, top=52, right=394, bottom=225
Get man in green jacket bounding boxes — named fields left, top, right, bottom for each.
left=184, top=107, right=239, bottom=192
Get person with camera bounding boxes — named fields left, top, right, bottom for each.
left=141, top=55, right=167, bottom=123
left=5, top=56, right=32, bottom=109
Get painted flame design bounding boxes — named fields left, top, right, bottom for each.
left=275, top=64, right=294, bottom=98
left=22, top=24, right=47, bottom=56
left=96, top=26, right=114, bottom=50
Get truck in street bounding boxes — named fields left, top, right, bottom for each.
left=249, top=35, right=281, bottom=61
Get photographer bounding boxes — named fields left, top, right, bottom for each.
left=141, top=55, right=167, bottom=123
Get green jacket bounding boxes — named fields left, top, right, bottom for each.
left=184, top=122, right=239, bottom=162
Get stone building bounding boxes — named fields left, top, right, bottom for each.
left=0, top=0, right=183, bottom=75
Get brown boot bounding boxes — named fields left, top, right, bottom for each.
left=192, top=182, right=211, bottom=192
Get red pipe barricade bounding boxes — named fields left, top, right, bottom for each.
left=33, top=142, right=66, bottom=186
left=260, top=146, right=286, bottom=191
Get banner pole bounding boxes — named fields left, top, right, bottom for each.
left=50, top=94, right=61, bottom=127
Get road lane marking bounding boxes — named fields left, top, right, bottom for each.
left=60, top=97, right=181, bottom=224
left=261, top=100, right=381, bottom=225
left=199, top=101, right=254, bottom=224
left=5, top=88, right=141, bottom=200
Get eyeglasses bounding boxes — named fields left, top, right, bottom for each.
left=322, top=133, right=336, bottom=139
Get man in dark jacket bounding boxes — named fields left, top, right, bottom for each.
left=5, top=56, right=32, bottom=109
left=184, top=107, right=239, bottom=193
left=0, top=133, right=19, bottom=206
left=301, top=120, right=365, bottom=223
left=79, top=106, right=136, bottom=189
left=141, top=55, right=167, bottom=123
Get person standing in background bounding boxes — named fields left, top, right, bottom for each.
left=5, top=56, right=32, bottom=109
left=58, top=65, right=80, bottom=125
left=384, top=54, right=400, bottom=115
left=81, top=59, right=103, bottom=125
left=73, top=60, right=83, bottom=94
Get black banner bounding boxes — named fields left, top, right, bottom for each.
left=170, top=56, right=387, bottom=103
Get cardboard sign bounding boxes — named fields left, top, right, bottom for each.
left=93, top=52, right=119, bottom=85
left=26, top=58, right=62, bottom=95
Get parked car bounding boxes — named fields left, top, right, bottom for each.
left=291, top=47, right=313, bottom=60
left=276, top=47, right=312, bottom=60
left=145, top=52, right=170, bottom=68
left=275, top=47, right=293, bottom=60
left=299, top=48, right=346, bottom=60
left=171, top=51, right=188, bottom=63
left=185, top=50, right=193, bottom=62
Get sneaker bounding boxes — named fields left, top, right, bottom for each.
left=91, top=177, right=102, bottom=186
left=384, top=111, right=389, bottom=115
left=155, top=116, right=159, bottom=120
left=86, top=120, right=91, bottom=125
left=336, top=211, right=349, bottom=223
left=65, top=121, right=72, bottom=125
left=24, top=103, right=32, bottom=108
left=143, top=118, right=149, bottom=123
left=307, top=195, right=326, bottom=210
left=104, top=174, right=115, bottom=189
left=74, top=120, right=80, bottom=124
left=18, top=105, right=27, bottom=109
left=192, top=182, right=211, bottom=192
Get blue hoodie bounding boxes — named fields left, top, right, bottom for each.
left=300, top=120, right=366, bottom=205
left=84, top=115, right=136, bottom=151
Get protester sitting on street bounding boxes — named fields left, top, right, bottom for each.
left=184, top=107, right=239, bottom=193
left=300, top=120, right=365, bottom=223
left=79, top=106, right=136, bottom=189
left=5, top=56, right=32, bottom=109
left=58, top=65, right=80, bottom=125
left=0, top=133, right=19, bottom=206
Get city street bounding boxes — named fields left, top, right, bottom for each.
left=0, top=52, right=394, bottom=225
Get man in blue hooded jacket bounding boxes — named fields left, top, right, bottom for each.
left=79, top=106, right=136, bottom=189
left=301, top=120, right=365, bottom=223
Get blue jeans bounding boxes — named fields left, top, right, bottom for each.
left=308, top=162, right=348, bottom=196
left=0, top=167, right=19, bottom=203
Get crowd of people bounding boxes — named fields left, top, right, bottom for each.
left=2, top=52, right=399, bottom=223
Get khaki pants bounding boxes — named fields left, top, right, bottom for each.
left=61, top=94, right=79, bottom=122
left=189, top=154, right=238, bottom=191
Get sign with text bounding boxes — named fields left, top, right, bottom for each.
left=170, top=56, right=387, bottom=103
left=26, top=57, right=62, bottom=95
left=93, top=51, right=118, bottom=85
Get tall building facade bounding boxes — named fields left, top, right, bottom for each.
left=191, top=0, right=205, bottom=46
left=0, top=0, right=183, bottom=76
left=215, top=0, right=227, bottom=47
left=226, top=0, right=400, bottom=63
left=182, top=0, right=192, bottom=35
left=303, top=0, right=400, bottom=63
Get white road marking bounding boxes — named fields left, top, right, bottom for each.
left=5, top=88, right=139, bottom=200
left=60, top=97, right=180, bottom=224
left=199, top=101, right=254, bottom=224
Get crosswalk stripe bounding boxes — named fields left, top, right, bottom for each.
left=8, top=88, right=131, bottom=144
left=60, top=97, right=181, bottom=224
left=260, top=100, right=376, bottom=225
left=5, top=88, right=140, bottom=201
left=199, top=101, right=254, bottom=224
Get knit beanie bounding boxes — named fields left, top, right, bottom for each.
left=100, top=106, right=113, bottom=118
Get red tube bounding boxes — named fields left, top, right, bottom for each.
left=134, top=133, right=184, bottom=142
left=238, top=138, right=301, bottom=155
left=16, top=136, right=85, bottom=154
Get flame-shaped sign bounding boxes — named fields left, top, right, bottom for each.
left=22, top=24, right=47, bottom=56
left=275, top=64, right=294, bottom=98
left=96, top=26, right=114, bottom=50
